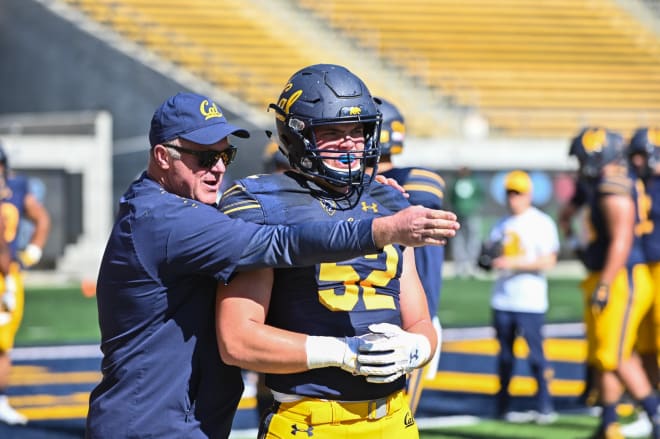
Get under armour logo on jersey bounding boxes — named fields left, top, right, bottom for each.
left=361, top=201, right=378, bottom=212
left=291, top=424, right=314, bottom=436
left=199, top=100, right=222, bottom=120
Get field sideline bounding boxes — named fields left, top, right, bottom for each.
left=3, top=275, right=607, bottom=438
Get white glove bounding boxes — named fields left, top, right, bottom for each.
left=1, top=276, right=17, bottom=313
left=357, top=323, right=432, bottom=384
left=18, top=243, right=42, bottom=268
left=306, top=335, right=365, bottom=374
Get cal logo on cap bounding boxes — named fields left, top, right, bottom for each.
left=200, top=100, right=223, bottom=120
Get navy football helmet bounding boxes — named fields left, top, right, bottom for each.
left=628, top=127, right=660, bottom=177
left=374, top=97, right=405, bottom=156
left=569, top=127, right=625, bottom=179
left=268, top=64, right=381, bottom=196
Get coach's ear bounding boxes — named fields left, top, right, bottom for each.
left=152, top=144, right=173, bottom=169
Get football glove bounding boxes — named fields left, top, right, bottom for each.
left=306, top=335, right=365, bottom=375
left=590, top=283, right=610, bottom=315
left=357, top=323, right=432, bottom=384
left=18, top=244, right=42, bottom=268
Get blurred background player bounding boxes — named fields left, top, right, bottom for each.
left=570, top=127, right=659, bottom=439
left=0, top=143, right=50, bottom=425
left=374, top=96, right=445, bottom=415
left=449, top=166, right=484, bottom=279
left=619, top=127, right=660, bottom=437
left=217, top=64, right=439, bottom=438
left=484, top=170, right=559, bottom=424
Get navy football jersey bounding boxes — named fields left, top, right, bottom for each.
left=582, top=168, right=644, bottom=271
left=640, top=175, right=660, bottom=262
left=220, top=172, right=410, bottom=400
left=381, top=167, right=445, bottom=314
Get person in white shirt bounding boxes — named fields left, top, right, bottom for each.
left=486, top=170, right=559, bottom=424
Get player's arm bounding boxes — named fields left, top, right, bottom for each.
left=215, top=269, right=398, bottom=377
left=600, top=193, right=634, bottom=285
left=0, top=218, right=10, bottom=275
left=19, top=193, right=50, bottom=267
left=216, top=268, right=308, bottom=373
left=399, top=246, right=438, bottom=361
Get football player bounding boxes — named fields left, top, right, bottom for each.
left=570, top=128, right=659, bottom=439
left=0, top=143, right=50, bottom=425
left=216, top=64, right=438, bottom=438
left=618, top=127, right=660, bottom=437
left=374, top=96, right=445, bottom=415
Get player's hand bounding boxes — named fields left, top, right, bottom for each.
left=374, top=175, right=409, bottom=199
left=1, top=276, right=17, bottom=313
left=357, top=323, right=432, bottom=384
left=590, top=283, right=609, bottom=314
left=306, top=335, right=367, bottom=375
left=373, top=205, right=459, bottom=248
left=18, top=243, right=42, bottom=268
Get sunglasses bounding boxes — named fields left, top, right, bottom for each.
left=163, top=144, right=237, bottom=168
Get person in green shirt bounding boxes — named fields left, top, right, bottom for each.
left=449, top=166, right=484, bottom=278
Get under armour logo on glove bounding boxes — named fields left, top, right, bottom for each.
left=409, top=349, right=419, bottom=366
left=291, top=424, right=314, bottom=436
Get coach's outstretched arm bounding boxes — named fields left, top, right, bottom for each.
left=232, top=206, right=459, bottom=272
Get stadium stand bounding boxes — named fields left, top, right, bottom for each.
left=58, top=0, right=455, bottom=137
left=59, top=0, right=660, bottom=139
left=297, top=0, right=660, bottom=138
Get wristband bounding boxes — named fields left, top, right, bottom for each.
left=305, top=336, right=346, bottom=369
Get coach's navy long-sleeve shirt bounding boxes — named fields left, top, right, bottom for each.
left=85, top=172, right=376, bottom=439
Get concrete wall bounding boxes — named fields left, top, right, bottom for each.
left=0, top=0, right=267, bottom=205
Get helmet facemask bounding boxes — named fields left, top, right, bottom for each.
left=287, top=115, right=381, bottom=194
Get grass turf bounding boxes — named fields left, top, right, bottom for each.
left=16, top=277, right=585, bottom=345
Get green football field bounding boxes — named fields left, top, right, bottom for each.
left=17, top=277, right=608, bottom=439
left=16, top=276, right=586, bottom=346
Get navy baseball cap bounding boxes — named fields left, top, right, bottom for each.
left=149, top=92, right=250, bottom=147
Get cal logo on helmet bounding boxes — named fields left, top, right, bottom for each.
left=339, top=106, right=362, bottom=116
left=581, top=128, right=607, bottom=154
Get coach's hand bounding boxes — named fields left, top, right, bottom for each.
left=357, top=323, right=432, bottom=384
left=590, top=283, right=610, bottom=314
left=372, top=205, right=459, bottom=248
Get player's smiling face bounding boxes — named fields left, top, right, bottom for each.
left=313, top=123, right=365, bottom=174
